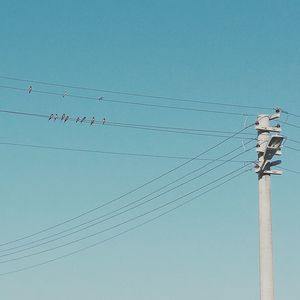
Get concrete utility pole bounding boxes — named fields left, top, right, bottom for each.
left=255, top=110, right=284, bottom=300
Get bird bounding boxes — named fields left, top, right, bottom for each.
left=90, top=117, right=95, bottom=126
left=64, top=115, right=69, bottom=123
left=54, top=114, right=58, bottom=121
left=76, top=116, right=80, bottom=123
left=28, top=86, right=32, bottom=93
left=61, top=113, right=66, bottom=121
left=80, top=117, right=86, bottom=123
left=48, top=114, right=54, bottom=120
left=98, top=96, right=104, bottom=101
left=102, top=117, right=106, bottom=125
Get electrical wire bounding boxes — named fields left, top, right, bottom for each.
left=0, top=108, right=46, bottom=119
left=0, top=123, right=255, bottom=247
left=285, top=145, right=300, bottom=152
left=106, top=120, right=255, bottom=136
left=0, top=75, right=272, bottom=110
left=0, top=85, right=256, bottom=116
left=0, top=141, right=252, bottom=163
left=280, top=121, right=300, bottom=129
left=288, top=138, right=300, bottom=145
left=0, top=107, right=256, bottom=139
left=0, top=167, right=250, bottom=276
left=0, top=163, right=251, bottom=264
left=282, top=110, right=300, bottom=119
left=278, top=166, right=300, bottom=174
left=0, top=143, right=254, bottom=255
left=105, top=122, right=254, bottom=140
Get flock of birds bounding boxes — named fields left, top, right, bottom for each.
left=27, top=85, right=107, bottom=126
left=48, top=113, right=106, bottom=125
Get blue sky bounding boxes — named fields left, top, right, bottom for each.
left=0, top=1, right=299, bottom=299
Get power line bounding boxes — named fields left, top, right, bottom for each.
left=0, top=150, right=252, bottom=257
left=0, top=108, right=46, bottom=119
left=285, top=145, right=300, bottom=152
left=0, top=123, right=254, bottom=247
left=0, top=85, right=256, bottom=117
left=280, top=121, right=300, bottom=129
left=0, top=75, right=272, bottom=110
left=278, top=166, right=300, bottom=175
left=0, top=167, right=250, bottom=276
left=288, top=138, right=300, bottom=145
left=0, top=164, right=251, bottom=264
left=0, top=144, right=254, bottom=255
left=107, top=120, right=255, bottom=136
left=106, top=122, right=254, bottom=139
left=0, top=141, right=252, bottom=163
left=0, top=106, right=256, bottom=139
left=282, top=110, right=300, bottom=119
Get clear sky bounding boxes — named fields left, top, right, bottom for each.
left=0, top=1, right=299, bottom=299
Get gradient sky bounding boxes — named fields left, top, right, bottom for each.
left=0, top=1, right=299, bottom=299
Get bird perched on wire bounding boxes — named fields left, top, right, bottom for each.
left=64, top=115, right=69, bottom=123
left=76, top=116, right=80, bottom=123
left=102, top=117, right=106, bottom=125
left=90, top=117, right=95, bottom=126
left=54, top=114, right=58, bottom=121
left=80, top=116, right=86, bottom=123
left=61, top=113, right=66, bottom=121
left=48, top=113, right=54, bottom=120
left=28, top=86, right=32, bottom=93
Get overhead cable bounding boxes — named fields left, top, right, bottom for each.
left=278, top=166, right=300, bottom=175
left=0, top=75, right=271, bottom=110
left=0, top=85, right=256, bottom=117
left=0, top=123, right=255, bottom=247
left=280, top=121, right=300, bottom=129
left=0, top=167, right=249, bottom=276
left=0, top=141, right=252, bottom=163
left=0, top=143, right=254, bottom=255
left=285, top=145, right=300, bottom=152
left=0, top=107, right=256, bottom=139
left=0, top=164, right=251, bottom=264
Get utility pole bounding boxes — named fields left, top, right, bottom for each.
left=255, top=109, right=284, bottom=300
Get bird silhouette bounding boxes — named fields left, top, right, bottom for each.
left=64, top=115, right=69, bottom=123
left=61, top=113, right=66, bottom=121
left=76, top=117, right=80, bottom=123
left=80, top=117, right=86, bottom=123
left=98, top=96, right=104, bottom=101
left=102, top=117, right=106, bottom=125
left=54, top=114, right=58, bottom=121
left=90, top=117, right=95, bottom=126
left=48, top=114, right=54, bottom=120
left=28, top=86, right=32, bottom=93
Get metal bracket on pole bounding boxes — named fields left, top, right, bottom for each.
left=255, top=111, right=284, bottom=175
left=263, top=170, right=283, bottom=175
